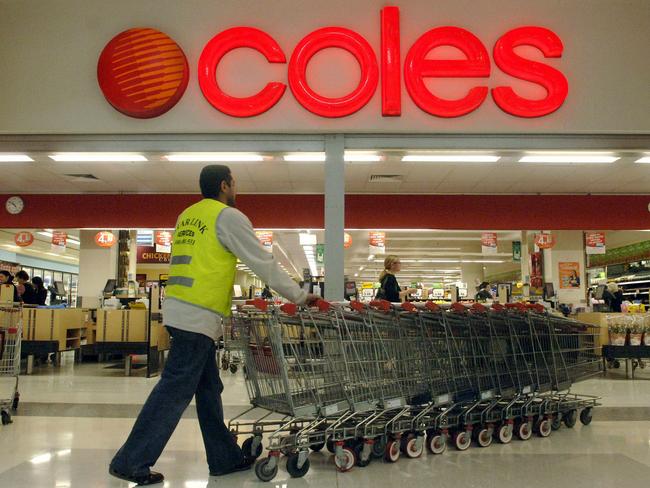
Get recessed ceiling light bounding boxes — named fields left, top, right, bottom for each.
left=402, top=155, right=500, bottom=163
left=164, top=153, right=264, bottom=162
left=0, top=154, right=33, bottom=162
left=519, top=153, right=619, bottom=164
left=283, top=153, right=326, bottom=162
left=635, top=156, right=650, bottom=163
left=49, top=153, right=147, bottom=162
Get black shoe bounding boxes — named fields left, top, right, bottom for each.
left=109, top=466, right=164, bottom=486
left=210, top=457, right=255, bottom=477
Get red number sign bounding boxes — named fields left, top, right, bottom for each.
left=95, top=231, right=116, bottom=248
left=14, top=231, right=34, bottom=247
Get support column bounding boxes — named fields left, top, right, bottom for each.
left=78, top=230, right=118, bottom=307
left=324, top=135, right=345, bottom=301
left=520, top=231, right=530, bottom=284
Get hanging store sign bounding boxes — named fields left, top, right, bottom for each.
left=585, top=232, right=606, bottom=255
left=535, top=232, right=556, bottom=249
left=316, top=244, right=325, bottom=264
left=95, top=231, right=116, bottom=248
left=344, top=232, right=353, bottom=249
left=368, top=231, right=386, bottom=254
left=255, top=231, right=274, bottom=252
left=51, top=231, right=67, bottom=253
left=14, top=231, right=34, bottom=247
left=481, top=232, right=498, bottom=254
left=99, top=6, right=567, bottom=120
left=512, top=240, right=522, bottom=262
left=155, top=230, right=173, bottom=253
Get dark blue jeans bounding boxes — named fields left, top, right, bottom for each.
left=110, top=326, right=243, bottom=477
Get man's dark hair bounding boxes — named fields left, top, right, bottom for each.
left=200, top=165, right=232, bottom=199
left=0, top=270, right=13, bottom=281
left=16, top=270, right=29, bottom=281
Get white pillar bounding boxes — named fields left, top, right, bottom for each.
left=544, top=231, right=587, bottom=306
left=324, top=135, right=345, bottom=301
left=78, top=230, right=118, bottom=305
left=520, top=231, right=530, bottom=284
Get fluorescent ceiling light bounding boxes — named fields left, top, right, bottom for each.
left=344, top=152, right=382, bottom=162
left=402, top=155, right=500, bottom=163
left=49, top=153, right=147, bottom=162
left=299, top=233, right=317, bottom=245
left=283, top=152, right=326, bottom=162
left=0, top=154, right=33, bottom=162
left=519, top=153, right=619, bottom=164
left=635, top=156, right=650, bottom=163
left=164, top=153, right=263, bottom=162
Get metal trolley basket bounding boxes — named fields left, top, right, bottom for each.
left=0, top=303, right=22, bottom=426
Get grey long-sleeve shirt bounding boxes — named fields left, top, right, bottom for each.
left=162, top=206, right=307, bottom=340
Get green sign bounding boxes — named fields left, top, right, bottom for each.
left=512, top=241, right=522, bottom=262
left=588, top=240, right=650, bottom=268
left=316, top=244, right=325, bottom=264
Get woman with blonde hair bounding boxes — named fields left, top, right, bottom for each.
left=375, top=255, right=416, bottom=302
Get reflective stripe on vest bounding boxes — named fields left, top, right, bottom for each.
left=165, top=199, right=237, bottom=316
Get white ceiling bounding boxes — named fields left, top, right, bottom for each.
left=1, top=150, right=649, bottom=194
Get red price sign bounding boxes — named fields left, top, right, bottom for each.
left=535, top=232, right=556, bottom=249
left=155, top=230, right=173, bottom=247
left=255, top=230, right=274, bottom=249
left=344, top=232, right=353, bottom=249
left=14, top=231, right=34, bottom=247
left=368, top=231, right=385, bottom=248
left=52, top=231, right=67, bottom=248
left=95, top=231, right=116, bottom=248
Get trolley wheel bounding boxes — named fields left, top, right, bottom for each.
left=353, top=442, right=372, bottom=467
left=400, top=433, right=414, bottom=454
left=221, top=357, right=229, bottom=371
left=537, top=418, right=552, bottom=438
left=242, top=436, right=263, bottom=459
left=613, top=360, right=620, bottom=369
left=326, top=437, right=336, bottom=454
left=229, top=364, right=238, bottom=374
left=454, top=430, right=472, bottom=451
left=310, top=442, right=325, bottom=452
left=551, top=415, right=562, bottom=431
left=255, top=457, right=278, bottom=482
left=280, top=435, right=296, bottom=456
left=286, top=453, right=310, bottom=478
left=426, top=432, right=447, bottom=455
left=563, top=410, right=578, bottom=428
left=476, top=428, right=493, bottom=448
left=405, top=436, right=424, bottom=458
left=334, top=446, right=356, bottom=472
left=371, top=435, right=387, bottom=458
left=497, top=424, right=513, bottom=444
left=384, top=439, right=401, bottom=463
left=640, top=361, right=646, bottom=369
left=515, top=420, right=532, bottom=441
left=12, top=394, right=19, bottom=411
left=1, top=411, right=11, bottom=425
left=579, top=408, right=593, bottom=426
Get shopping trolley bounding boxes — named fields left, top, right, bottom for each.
left=0, top=303, right=21, bottom=426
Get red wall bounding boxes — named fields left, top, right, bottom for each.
left=0, top=194, right=648, bottom=230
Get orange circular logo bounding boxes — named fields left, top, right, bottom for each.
left=97, top=28, right=189, bottom=118
left=95, top=231, right=116, bottom=248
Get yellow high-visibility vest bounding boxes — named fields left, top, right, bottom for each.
left=166, top=199, right=237, bottom=316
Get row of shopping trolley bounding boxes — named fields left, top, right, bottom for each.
left=0, top=304, right=21, bottom=427
left=226, top=299, right=601, bottom=482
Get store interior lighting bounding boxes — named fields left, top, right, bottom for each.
left=344, top=152, right=382, bottom=162
left=519, top=152, right=619, bottom=164
left=49, top=153, right=148, bottom=162
left=401, top=154, right=501, bottom=163
left=635, top=156, right=650, bottom=163
left=284, top=152, right=326, bottom=162
left=0, top=154, right=33, bottom=162
left=164, top=153, right=264, bottom=162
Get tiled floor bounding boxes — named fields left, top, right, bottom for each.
left=1, top=359, right=649, bottom=487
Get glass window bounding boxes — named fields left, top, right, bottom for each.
left=54, top=271, right=63, bottom=283
left=43, top=270, right=54, bottom=289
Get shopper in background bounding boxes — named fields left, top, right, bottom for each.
left=375, top=255, right=416, bottom=302
left=603, top=282, right=624, bottom=312
left=475, top=281, right=493, bottom=301
left=15, top=270, right=38, bottom=305
left=261, top=284, right=273, bottom=300
left=110, top=165, right=320, bottom=486
left=31, top=277, right=48, bottom=306
left=0, top=271, right=20, bottom=303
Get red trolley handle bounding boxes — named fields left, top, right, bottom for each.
left=369, top=299, right=391, bottom=312
left=425, top=301, right=441, bottom=312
